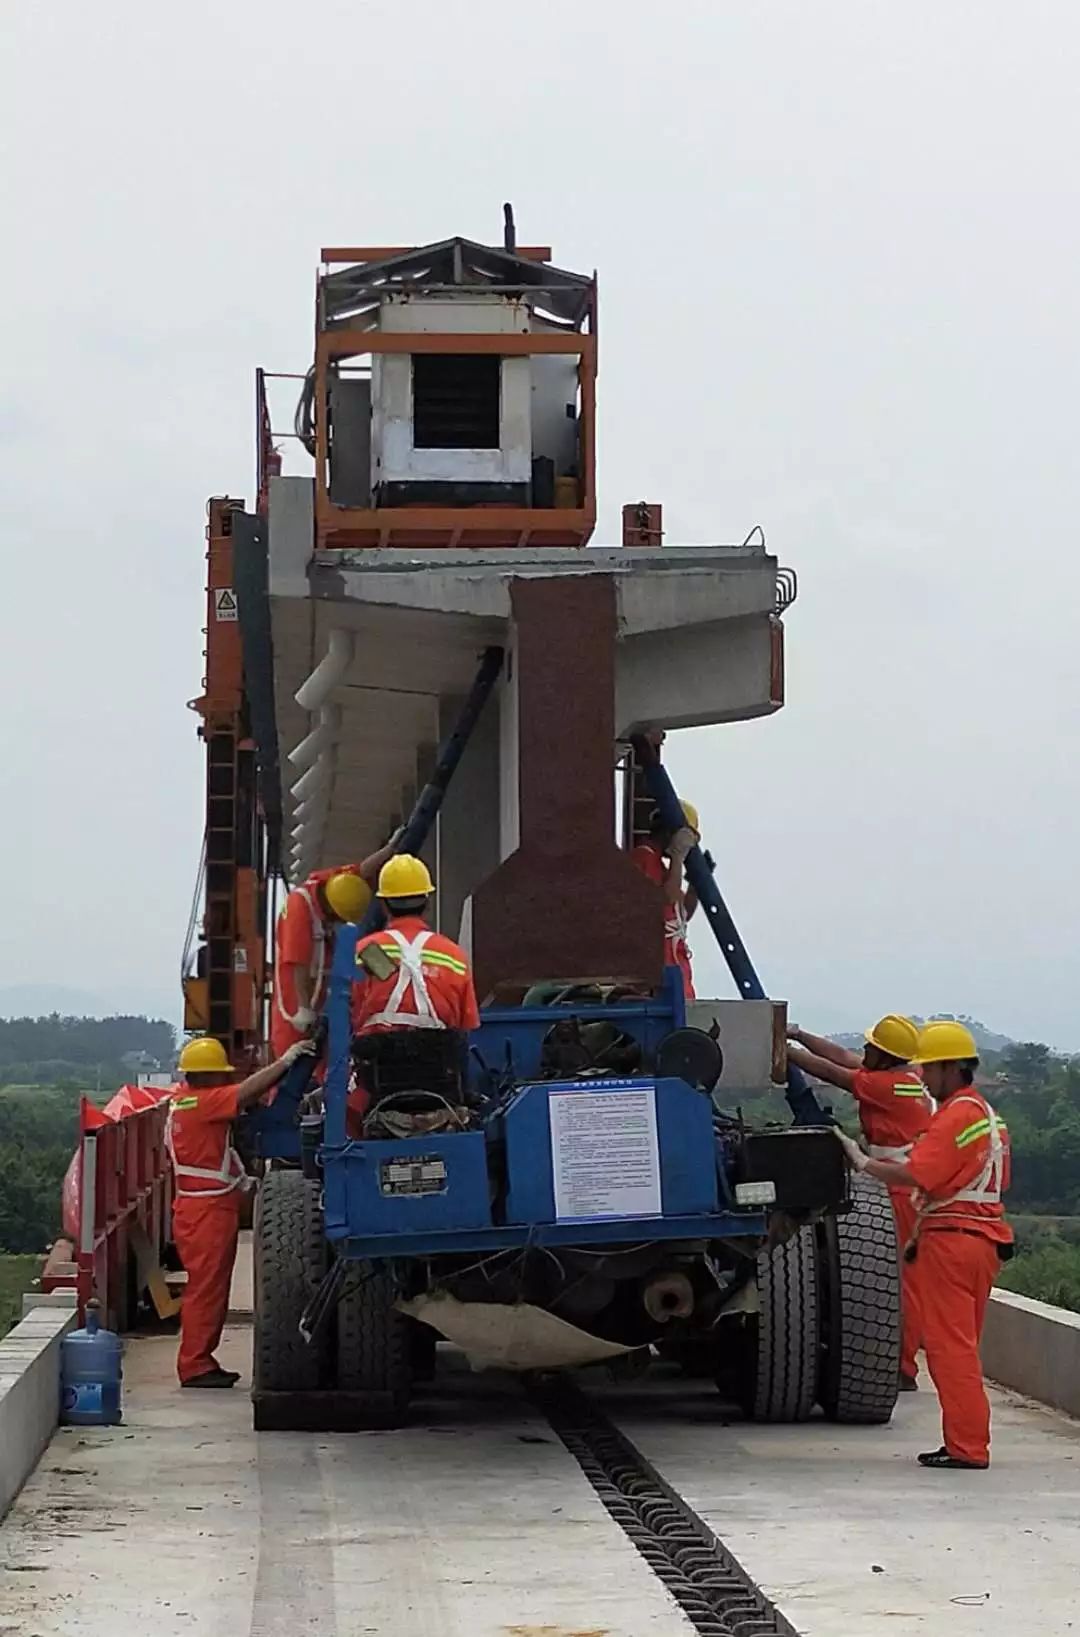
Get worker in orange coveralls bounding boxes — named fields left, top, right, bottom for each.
left=630, top=800, right=701, bottom=1000
left=352, top=855, right=480, bottom=1037
left=836, top=1020, right=1012, bottom=1469
left=787, top=1013, right=932, bottom=1392
left=166, top=1034, right=315, bottom=1388
left=349, top=855, right=480, bottom=1131
left=270, top=839, right=397, bottom=1060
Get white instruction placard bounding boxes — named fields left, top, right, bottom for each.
left=548, top=1086, right=662, bottom=1221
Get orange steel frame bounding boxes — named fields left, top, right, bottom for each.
left=312, top=329, right=597, bottom=551
left=185, top=497, right=267, bottom=1066
left=321, top=245, right=553, bottom=264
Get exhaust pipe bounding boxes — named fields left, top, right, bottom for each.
left=642, top=1271, right=694, bottom=1324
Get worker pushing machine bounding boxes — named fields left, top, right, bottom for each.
left=166, top=1035, right=316, bottom=1388
left=631, top=799, right=701, bottom=1000
left=787, top=1013, right=931, bottom=1390
left=836, top=1020, right=1012, bottom=1469
left=270, top=841, right=396, bottom=1059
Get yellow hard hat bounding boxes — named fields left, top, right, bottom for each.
left=914, top=1020, right=979, bottom=1064
left=680, top=800, right=700, bottom=832
left=178, top=1036, right=233, bottom=1074
left=323, top=871, right=372, bottom=923
left=865, top=1013, right=920, bottom=1061
left=377, top=854, right=435, bottom=899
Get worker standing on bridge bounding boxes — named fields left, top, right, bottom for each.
left=270, top=840, right=398, bottom=1059
left=631, top=801, right=701, bottom=999
left=788, top=1015, right=931, bottom=1390
left=351, top=855, right=480, bottom=1039
left=836, top=1020, right=1012, bottom=1470
left=167, top=1035, right=316, bottom=1389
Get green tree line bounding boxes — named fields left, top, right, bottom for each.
left=0, top=1015, right=175, bottom=1254
left=988, top=1042, right=1080, bottom=1215
left=0, top=1013, right=175, bottom=1091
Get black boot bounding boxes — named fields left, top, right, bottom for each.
left=181, top=1368, right=241, bottom=1389
left=917, top=1446, right=988, bottom=1470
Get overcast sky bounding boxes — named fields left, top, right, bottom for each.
left=2, top=2, right=1078, bottom=1045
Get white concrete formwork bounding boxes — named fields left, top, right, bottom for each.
left=606, top=1371, right=1080, bottom=1637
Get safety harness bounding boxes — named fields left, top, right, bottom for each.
left=919, top=1092, right=1006, bottom=1221
left=867, top=1077, right=933, bottom=1161
left=902, top=1092, right=1006, bottom=1259
left=664, top=897, right=690, bottom=962
left=165, top=1099, right=247, bottom=1199
left=362, top=928, right=448, bottom=1031
left=273, top=885, right=328, bottom=1027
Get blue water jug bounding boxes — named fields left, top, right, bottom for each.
left=61, top=1299, right=123, bottom=1426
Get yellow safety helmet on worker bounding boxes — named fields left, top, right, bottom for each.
left=377, top=854, right=435, bottom=900
left=647, top=799, right=699, bottom=836
left=323, top=871, right=372, bottom=923
left=865, top=1013, right=920, bottom=1062
left=678, top=800, right=699, bottom=833
left=914, top=1020, right=979, bottom=1064
left=177, top=1036, right=233, bottom=1075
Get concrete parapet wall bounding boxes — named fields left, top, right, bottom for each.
left=982, top=1288, right=1080, bottom=1419
left=0, top=1306, right=76, bottom=1520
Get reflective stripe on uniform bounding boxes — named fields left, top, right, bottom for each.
left=893, top=1083, right=928, bottom=1097
left=273, top=886, right=326, bottom=1027
left=869, top=1142, right=912, bottom=1161
left=362, top=929, right=448, bottom=1032
left=362, top=943, right=468, bottom=977
left=921, top=1093, right=1006, bottom=1214
left=165, top=1102, right=247, bottom=1200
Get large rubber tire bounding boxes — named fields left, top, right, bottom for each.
left=743, top=1226, right=818, bottom=1423
left=253, top=1170, right=329, bottom=1394
left=817, top=1176, right=901, bottom=1424
left=335, top=1265, right=412, bottom=1423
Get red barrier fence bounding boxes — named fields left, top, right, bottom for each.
left=55, top=1096, right=174, bottom=1330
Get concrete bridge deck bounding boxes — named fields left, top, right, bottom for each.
left=2, top=1308, right=1077, bottom=1637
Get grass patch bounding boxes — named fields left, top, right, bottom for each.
left=0, top=1254, right=44, bottom=1335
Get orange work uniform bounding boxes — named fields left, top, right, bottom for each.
left=630, top=841, right=695, bottom=999
left=906, top=1092, right=1012, bottom=1465
left=351, top=916, right=481, bottom=1036
left=850, top=1066, right=933, bottom=1381
left=349, top=917, right=481, bottom=1135
left=270, top=864, right=362, bottom=1057
left=165, top=1082, right=247, bottom=1384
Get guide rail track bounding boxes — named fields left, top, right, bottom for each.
left=534, top=1378, right=801, bottom=1637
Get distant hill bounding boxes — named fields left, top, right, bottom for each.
left=834, top=1015, right=1018, bottom=1056
left=0, top=1014, right=177, bottom=1085
left=0, top=984, right=179, bottom=1024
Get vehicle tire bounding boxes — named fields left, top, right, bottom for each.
left=408, top=1318, right=438, bottom=1384
left=741, top=1225, right=818, bottom=1423
left=817, top=1176, right=901, bottom=1424
left=253, top=1170, right=329, bottom=1394
left=335, top=1264, right=412, bottom=1423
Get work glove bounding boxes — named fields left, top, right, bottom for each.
left=294, top=1006, right=317, bottom=1029
left=281, top=1038, right=319, bottom=1068
left=668, top=825, right=698, bottom=862
left=833, top=1128, right=869, bottom=1172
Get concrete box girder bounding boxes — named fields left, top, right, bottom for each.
left=267, top=478, right=791, bottom=877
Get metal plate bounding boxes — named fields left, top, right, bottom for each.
left=379, top=1154, right=448, bottom=1198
